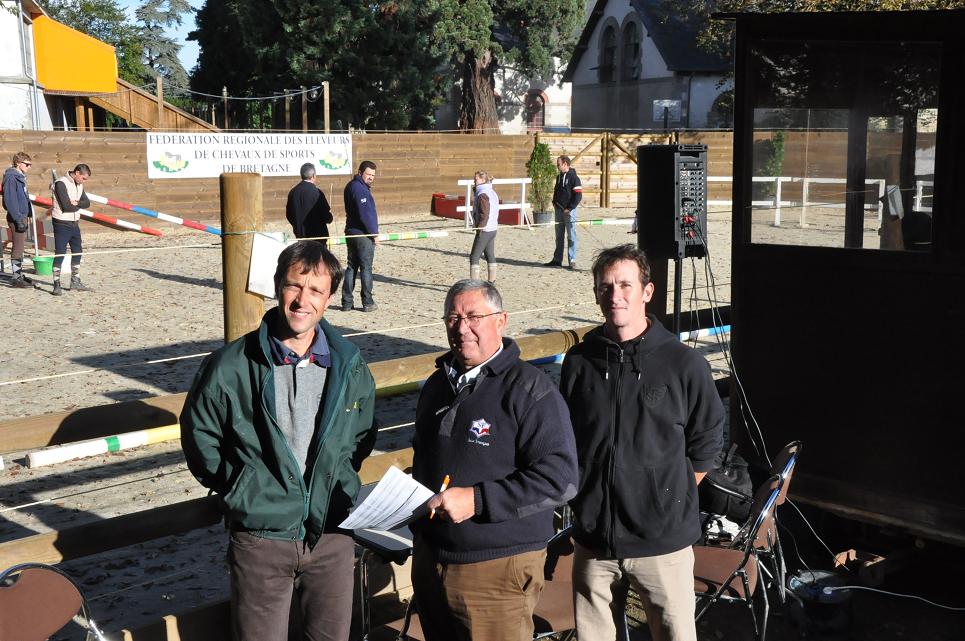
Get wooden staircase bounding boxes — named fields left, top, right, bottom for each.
left=87, top=78, right=219, bottom=131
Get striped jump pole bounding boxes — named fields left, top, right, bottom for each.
left=85, top=191, right=222, bottom=236
left=678, top=325, right=731, bottom=342
left=25, top=424, right=181, bottom=468
left=330, top=230, right=449, bottom=245
left=579, top=218, right=635, bottom=226
left=28, top=193, right=163, bottom=237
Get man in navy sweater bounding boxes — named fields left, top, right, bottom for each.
left=340, top=160, right=379, bottom=312
left=411, top=279, right=578, bottom=641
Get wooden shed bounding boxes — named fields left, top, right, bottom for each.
left=727, top=9, right=965, bottom=544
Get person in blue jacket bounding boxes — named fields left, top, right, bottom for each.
left=2, top=151, right=34, bottom=288
left=340, top=160, right=379, bottom=312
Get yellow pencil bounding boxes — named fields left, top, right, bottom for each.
left=429, top=474, right=451, bottom=520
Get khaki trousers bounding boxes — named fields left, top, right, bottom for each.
left=228, top=531, right=355, bottom=641
left=411, top=540, right=546, bottom=641
left=573, top=542, right=697, bottom=641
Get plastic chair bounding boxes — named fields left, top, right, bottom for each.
left=0, top=563, right=110, bottom=641
left=693, top=474, right=783, bottom=641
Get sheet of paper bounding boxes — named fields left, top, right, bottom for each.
left=247, top=232, right=291, bottom=298
left=339, top=466, right=434, bottom=531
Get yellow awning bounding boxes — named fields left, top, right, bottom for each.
left=33, top=15, right=117, bottom=94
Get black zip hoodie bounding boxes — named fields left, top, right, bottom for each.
left=560, top=316, right=723, bottom=558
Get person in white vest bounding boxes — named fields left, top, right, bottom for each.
left=469, top=170, right=500, bottom=283
left=50, top=164, right=92, bottom=296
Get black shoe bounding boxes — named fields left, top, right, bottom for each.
left=70, top=277, right=91, bottom=292
left=52, top=280, right=63, bottom=296
left=10, top=276, right=30, bottom=288
left=362, top=303, right=379, bottom=312
left=543, top=261, right=562, bottom=267
left=338, top=303, right=353, bottom=312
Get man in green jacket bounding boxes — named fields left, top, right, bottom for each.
left=181, top=241, right=377, bottom=641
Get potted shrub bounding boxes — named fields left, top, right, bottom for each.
left=526, top=142, right=556, bottom=225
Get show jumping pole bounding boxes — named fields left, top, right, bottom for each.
left=26, top=193, right=163, bottom=237
left=84, top=191, right=222, bottom=236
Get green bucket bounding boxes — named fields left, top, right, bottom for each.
left=32, top=256, right=54, bottom=276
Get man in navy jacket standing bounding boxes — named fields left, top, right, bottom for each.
left=411, top=279, right=578, bottom=641
left=340, top=160, right=379, bottom=312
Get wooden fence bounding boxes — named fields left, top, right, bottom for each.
left=0, top=131, right=534, bottom=223
left=4, top=128, right=900, bottom=229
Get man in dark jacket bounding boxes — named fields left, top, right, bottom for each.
left=560, top=244, right=723, bottom=641
left=181, top=241, right=377, bottom=641
left=286, top=162, right=333, bottom=245
left=411, top=279, right=578, bottom=641
left=544, top=155, right=582, bottom=270
left=340, top=160, right=379, bottom=312
left=2, top=151, right=34, bottom=288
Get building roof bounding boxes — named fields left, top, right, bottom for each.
left=563, top=0, right=729, bottom=81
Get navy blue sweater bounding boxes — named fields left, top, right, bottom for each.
left=2, top=168, right=31, bottom=223
left=412, top=339, right=578, bottom=563
left=343, top=175, right=378, bottom=236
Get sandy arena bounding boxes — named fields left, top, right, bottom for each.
left=0, top=206, right=730, bottom=638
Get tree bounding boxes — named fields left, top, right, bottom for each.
left=44, top=0, right=149, bottom=84
left=427, top=0, right=584, bottom=132
left=190, top=0, right=449, bottom=130
left=135, top=0, right=191, bottom=90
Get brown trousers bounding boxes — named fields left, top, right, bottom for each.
left=228, top=531, right=355, bottom=641
left=6, top=222, right=25, bottom=264
left=411, top=539, right=546, bottom=641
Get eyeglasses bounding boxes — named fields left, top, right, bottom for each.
left=21, top=162, right=31, bottom=167
left=443, top=311, right=502, bottom=328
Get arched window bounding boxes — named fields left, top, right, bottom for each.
left=525, top=92, right=546, bottom=132
left=621, top=22, right=641, bottom=81
left=600, top=26, right=617, bottom=83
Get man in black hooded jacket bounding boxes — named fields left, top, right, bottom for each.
left=560, top=244, right=723, bottom=641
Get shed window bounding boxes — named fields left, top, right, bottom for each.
left=747, top=40, right=940, bottom=251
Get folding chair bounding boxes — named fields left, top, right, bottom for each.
left=0, top=563, right=110, bottom=641
left=693, top=474, right=783, bottom=641
left=701, top=441, right=802, bottom=601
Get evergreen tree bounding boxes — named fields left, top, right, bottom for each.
left=135, top=0, right=192, bottom=90
left=189, top=0, right=449, bottom=130
left=44, top=0, right=150, bottom=84
left=427, top=0, right=584, bottom=131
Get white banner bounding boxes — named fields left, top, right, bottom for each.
left=146, top=132, right=353, bottom=179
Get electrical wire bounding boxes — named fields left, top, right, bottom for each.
left=786, top=498, right=846, bottom=569
left=820, top=585, right=965, bottom=612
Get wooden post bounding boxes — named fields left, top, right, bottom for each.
left=74, top=97, right=86, bottom=131
left=601, top=131, right=609, bottom=207
left=285, top=94, right=291, bottom=130
left=301, top=85, right=308, bottom=132
left=220, top=173, right=264, bottom=343
left=323, top=81, right=330, bottom=133
left=222, top=86, right=229, bottom=130
left=210, top=103, right=216, bottom=127
left=156, top=75, right=164, bottom=130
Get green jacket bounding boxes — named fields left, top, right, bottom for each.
left=180, top=309, right=377, bottom=547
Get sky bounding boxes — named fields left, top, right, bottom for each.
left=119, top=0, right=202, bottom=75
